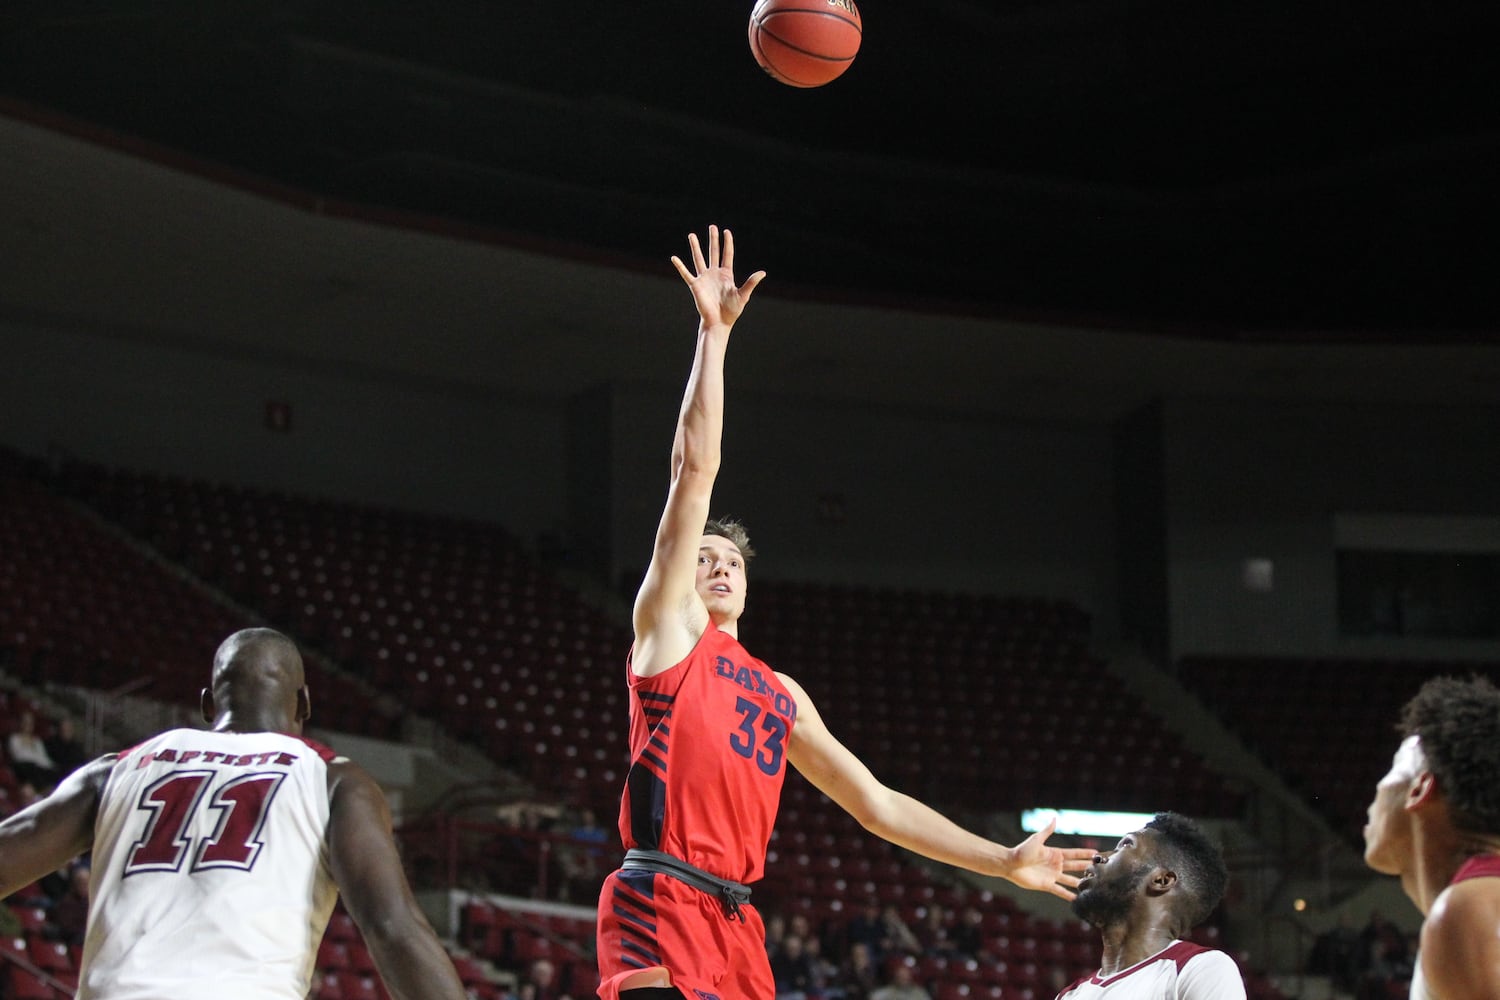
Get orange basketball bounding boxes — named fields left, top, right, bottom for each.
left=748, top=0, right=862, bottom=89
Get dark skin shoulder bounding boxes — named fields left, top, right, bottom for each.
left=325, top=757, right=466, bottom=1000
left=0, top=754, right=116, bottom=899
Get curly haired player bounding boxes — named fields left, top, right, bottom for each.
left=1056, top=812, right=1244, bottom=998
left=1364, top=675, right=1500, bottom=999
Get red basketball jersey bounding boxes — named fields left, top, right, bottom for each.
left=617, top=622, right=797, bottom=884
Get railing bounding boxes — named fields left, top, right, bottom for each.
left=74, top=677, right=201, bottom=756
left=398, top=817, right=617, bottom=905
left=0, top=941, right=76, bottom=999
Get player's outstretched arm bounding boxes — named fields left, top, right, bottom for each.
left=326, top=760, right=467, bottom=1000
left=0, top=754, right=113, bottom=900
left=632, top=226, right=765, bottom=677
left=780, top=674, right=1092, bottom=901
left=1420, top=880, right=1500, bottom=999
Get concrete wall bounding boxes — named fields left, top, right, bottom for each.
left=1162, top=397, right=1500, bottom=662
left=0, top=317, right=567, bottom=536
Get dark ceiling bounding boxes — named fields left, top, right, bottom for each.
left=2, top=0, right=1498, bottom=335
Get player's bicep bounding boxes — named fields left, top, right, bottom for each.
left=0, top=755, right=112, bottom=897
left=633, top=480, right=712, bottom=673
left=636, top=474, right=712, bottom=615
left=326, top=764, right=423, bottom=933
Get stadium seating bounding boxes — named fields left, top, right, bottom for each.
left=0, top=454, right=1280, bottom=997
left=1180, top=655, right=1500, bottom=839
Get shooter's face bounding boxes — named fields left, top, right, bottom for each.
left=697, top=535, right=747, bottom=623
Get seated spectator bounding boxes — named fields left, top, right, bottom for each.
left=556, top=806, right=608, bottom=902
left=949, top=906, right=986, bottom=959
left=7, top=712, right=57, bottom=787
left=869, top=962, right=930, bottom=1000
left=518, top=958, right=569, bottom=1000
left=878, top=905, right=922, bottom=958
left=766, top=912, right=789, bottom=964
left=44, top=716, right=88, bottom=777
left=838, top=941, right=881, bottom=1000
left=846, top=902, right=885, bottom=958
left=1306, top=913, right=1363, bottom=993
left=772, top=934, right=818, bottom=1000
left=804, top=935, right=839, bottom=996
left=913, top=904, right=955, bottom=957
left=51, top=862, right=90, bottom=947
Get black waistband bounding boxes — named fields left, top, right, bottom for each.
left=621, top=848, right=751, bottom=922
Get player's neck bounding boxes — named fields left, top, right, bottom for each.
left=1410, top=821, right=1462, bottom=914
left=1097, top=922, right=1177, bottom=977
left=211, top=711, right=298, bottom=736
left=1413, top=829, right=1500, bottom=913
left=710, top=612, right=740, bottom=639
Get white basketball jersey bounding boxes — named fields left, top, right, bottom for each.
left=1055, top=941, right=1247, bottom=999
left=1409, top=953, right=1433, bottom=1000
left=78, top=728, right=341, bottom=1000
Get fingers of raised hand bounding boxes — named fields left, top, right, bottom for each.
left=689, top=232, right=707, bottom=274
left=707, top=225, right=721, bottom=270
left=739, top=269, right=767, bottom=300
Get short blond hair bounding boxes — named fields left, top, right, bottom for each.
left=704, top=518, right=755, bottom=566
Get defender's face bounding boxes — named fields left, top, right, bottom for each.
left=1072, top=830, right=1156, bottom=926
left=1363, top=735, right=1424, bottom=876
left=697, top=535, right=747, bottom=622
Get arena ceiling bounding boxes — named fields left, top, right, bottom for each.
left=1, top=2, right=1498, bottom=422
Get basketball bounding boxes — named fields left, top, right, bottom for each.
left=748, top=0, right=862, bottom=89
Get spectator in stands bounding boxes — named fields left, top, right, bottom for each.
left=557, top=806, right=609, bottom=902
left=949, top=906, right=987, bottom=960
left=765, top=913, right=788, bottom=957
left=44, top=716, right=88, bottom=777
left=1362, top=674, right=1500, bottom=999
left=914, top=904, right=956, bottom=957
left=50, top=861, right=90, bottom=947
left=868, top=962, right=929, bottom=1000
left=878, top=905, right=922, bottom=958
left=1305, top=913, right=1363, bottom=993
left=7, top=711, right=57, bottom=787
left=804, top=935, right=839, bottom=997
left=1056, top=813, right=1246, bottom=998
left=845, top=901, right=887, bottom=958
left=594, top=226, right=1093, bottom=1000
left=837, top=942, right=881, bottom=1000
left=771, top=934, right=818, bottom=1000
left=787, top=913, right=816, bottom=949
left=765, top=912, right=789, bottom=964
left=519, top=958, right=570, bottom=1000
left=0, top=627, right=467, bottom=1000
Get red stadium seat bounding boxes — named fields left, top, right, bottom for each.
left=317, top=939, right=351, bottom=971
left=4, top=967, right=59, bottom=1000
left=334, top=972, right=380, bottom=1000
left=25, top=939, right=72, bottom=976
left=314, top=971, right=345, bottom=1000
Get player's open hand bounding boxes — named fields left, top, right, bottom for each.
left=671, top=225, right=766, bottom=331
left=1002, top=815, right=1097, bottom=901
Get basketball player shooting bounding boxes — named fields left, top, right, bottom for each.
left=593, top=226, right=1095, bottom=1000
